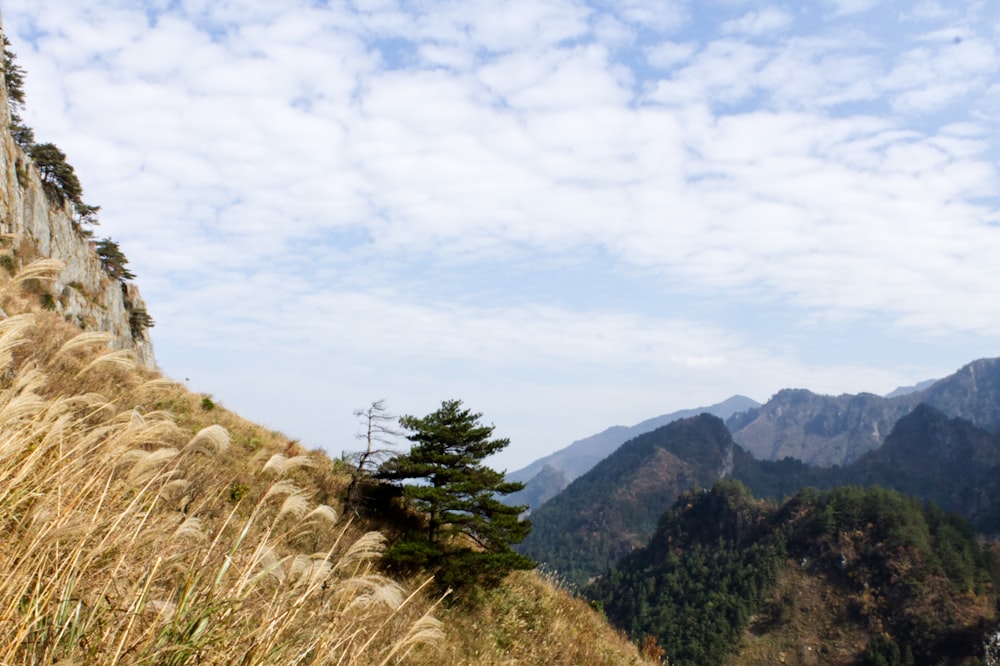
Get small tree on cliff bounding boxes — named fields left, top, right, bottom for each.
left=377, top=399, right=533, bottom=590
left=3, top=36, right=26, bottom=110
left=95, top=237, right=135, bottom=282
left=29, top=142, right=83, bottom=206
left=3, top=36, right=34, bottom=150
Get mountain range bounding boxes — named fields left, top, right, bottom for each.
left=507, top=360, right=1000, bottom=515
left=519, top=356, right=1000, bottom=588
left=728, top=356, right=1000, bottom=466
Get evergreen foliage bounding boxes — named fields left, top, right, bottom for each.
left=10, top=120, right=33, bottom=150
left=862, top=633, right=914, bottom=666
left=2, top=36, right=26, bottom=109
left=29, top=142, right=84, bottom=207
left=127, top=305, right=155, bottom=338
left=377, top=399, right=534, bottom=590
left=587, top=481, right=784, bottom=665
left=95, top=237, right=136, bottom=282
left=74, top=202, right=101, bottom=234
left=2, top=36, right=33, bottom=151
left=587, top=482, right=998, bottom=666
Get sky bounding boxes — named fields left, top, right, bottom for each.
left=3, top=0, right=1000, bottom=472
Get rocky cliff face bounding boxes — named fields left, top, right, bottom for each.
left=727, top=388, right=921, bottom=466
left=0, top=23, right=155, bottom=369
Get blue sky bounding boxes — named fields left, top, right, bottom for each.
left=4, top=0, right=1000, bottom=471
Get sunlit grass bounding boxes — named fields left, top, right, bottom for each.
left=0, top=306, right=441, bottom=665
left=0, top=259, right=655, bottom=665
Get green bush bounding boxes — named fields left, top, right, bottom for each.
left=227, top=481, right=249, bottom=503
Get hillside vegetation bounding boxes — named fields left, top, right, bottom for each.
left=586, top=481, right=1000, bottom=666
left=523, top=407, right=1000, bottom=592
left=0, top=267, right=652, bottom=665
left=518, top=413, right=738, bottom=588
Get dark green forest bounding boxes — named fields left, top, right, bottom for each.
left=586, top=482, right=998, bottom=666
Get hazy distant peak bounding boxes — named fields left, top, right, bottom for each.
left=884, top=378, right=937, bottom=399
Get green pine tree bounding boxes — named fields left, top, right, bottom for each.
left=94, top=237, right=136, bottom=282
left=3, top=37, right=34, bottom=151
left=29, top=142, right=84, bottom=207
left=377, top=399, right=534, bottom=591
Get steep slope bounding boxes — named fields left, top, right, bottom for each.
left=587, top=482, right=998, bottom=666
left=507, top=395, right=758, bottom=511
left=517, top=413, right=739, bottom=587
left=847, top=403, right=1000, bottom=533
left=0, top=26, right=654, bottom=665
left=923, top=357, right=1000, bottom=431
left=0, top=303, right=654, bottom=666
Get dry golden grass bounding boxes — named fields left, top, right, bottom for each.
left=430, top=570, right=657, bottom=666
left=0, top=275, right=443, bottom=664
left=730, top=559, right=868, bottom=666
left=0, top=258, right=655, bottom=665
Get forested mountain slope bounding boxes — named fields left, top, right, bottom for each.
left=518, top=413, right=739, bottom=587
left=586, top=482, right=999, bottom=666
left=505, top=395, right=758, bottom=512
left=523, top=403, right=1000, bottom=589
left=845, top=403, right=1000, bottom=533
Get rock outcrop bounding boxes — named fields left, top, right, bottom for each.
left=0, top=20, right=155, bottom=369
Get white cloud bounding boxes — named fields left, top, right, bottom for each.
left=4, top=0, right=1000, bottom=467
left=603, top=0, right=688, bottom=33
left=826, top=0, right=881, bottom=18
left=645, top=39, right=771, bottom=105
left=902, top=1, right=955, bottom=22
left=644, top=41, right=698, bottom=70
left=721, top=8, right=794, bottom=36
left=882, top=37, right=998, bottom=113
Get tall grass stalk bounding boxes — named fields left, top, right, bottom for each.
left=0, top=314, right=441, bottom=664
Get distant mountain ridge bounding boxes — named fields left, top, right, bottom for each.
left=516, top=355, right=1000, bottom=588
left=520, top=356, right=1000, bottom=586
left=884, top=377, right=936, bottom=398
left=505, top=395, right=759, bottom=511
left=728, top=356, right=1000, bottom=467
left=509, top=358, right=1000, bottom=518
left=726, top=388, right=921, bottom=466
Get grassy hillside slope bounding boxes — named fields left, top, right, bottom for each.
left=0, top=267, right=652, bottom=665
